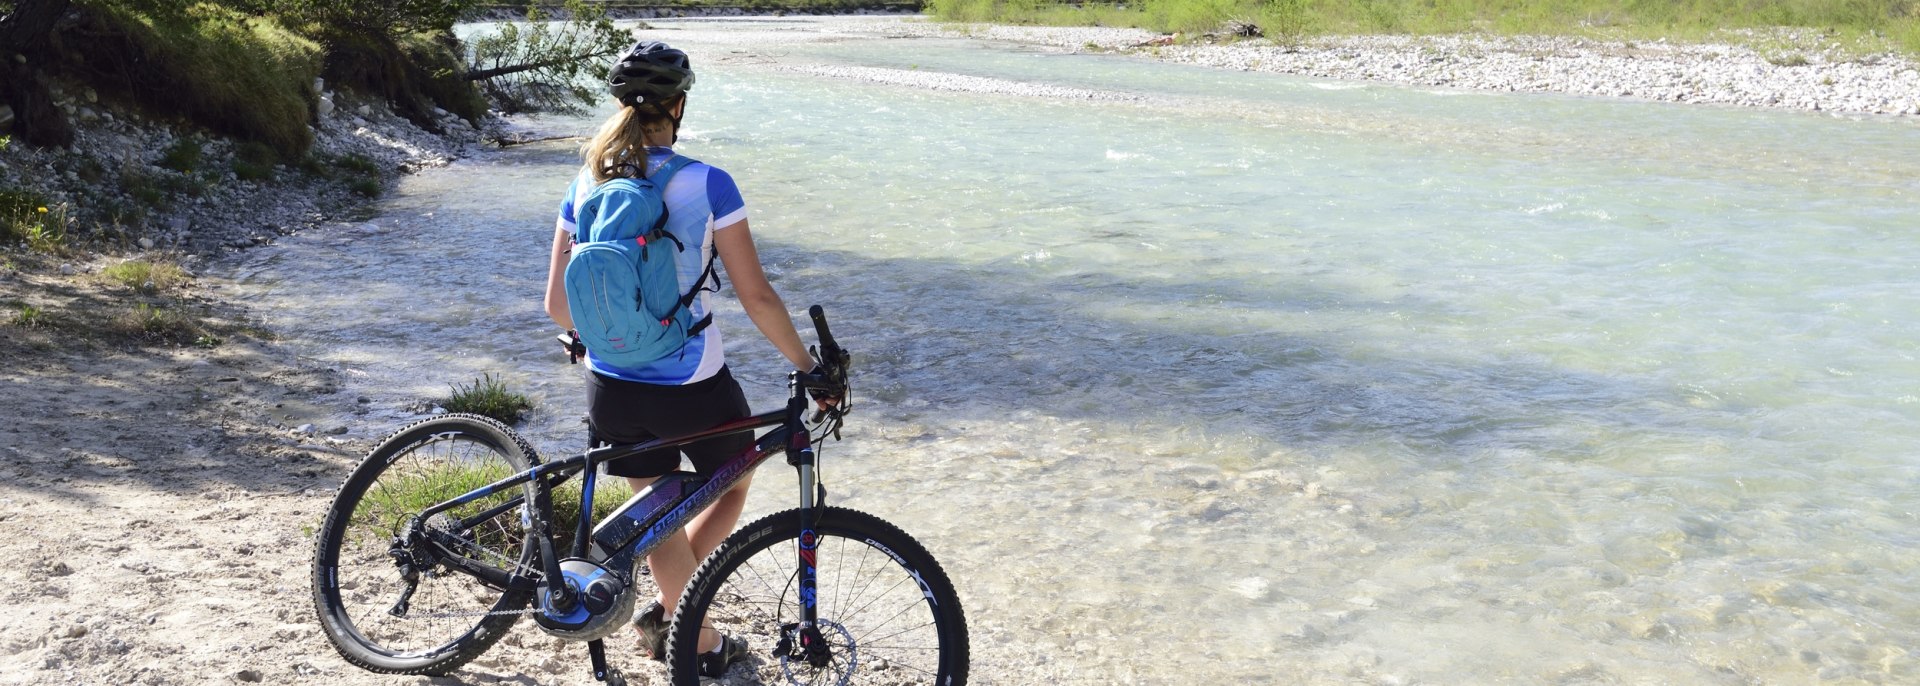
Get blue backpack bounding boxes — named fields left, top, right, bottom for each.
left=564, top=155, right=717, bottom=367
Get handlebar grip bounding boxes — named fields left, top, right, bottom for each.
left=809, top=305, right=839, bottom=355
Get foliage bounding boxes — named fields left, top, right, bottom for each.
left=334, top=153, right=382, bottom=175
left=231, top=140, right=279, bottom=181
left=268, top=0, right=478, bottom=36
left=157, top=137, right=204, bottom=173
left=321, top=28, right=487, bottom=130
left=343, top=460, right=631, bottom=551
left=117, top=302, right=200, bottom=341
left=67, top=2, right=322, bottom=158
left=442, top=373, right=535, bottom=424
left=11, top=304, right=45, bottom=328
left=464, top=1, right=631, bottom=115
left=929, top=0, right=1920, bottom=54
left=0, top=189, right=68, bottom=254
left=100, top=259, right=189, bottom=294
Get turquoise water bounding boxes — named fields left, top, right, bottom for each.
left=237, top=19, right=1920, bottom=684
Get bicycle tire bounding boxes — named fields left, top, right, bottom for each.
left=311, top=413, right=541, bottom=676
left=667, top=506, right=969, bottom=685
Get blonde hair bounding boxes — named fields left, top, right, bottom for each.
left=580, top=98, right=682, bottom=184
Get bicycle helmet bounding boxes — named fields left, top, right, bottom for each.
left=609, top=40, right=695, bottom=109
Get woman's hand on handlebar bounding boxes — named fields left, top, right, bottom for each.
left=806, top=363, right=844, bottom=413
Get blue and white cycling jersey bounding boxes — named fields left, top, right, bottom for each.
left=558, top=147, right=747, bottom=385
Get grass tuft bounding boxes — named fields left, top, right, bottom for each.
left=11, top=305, right=45, bottom=328
left=346, top=460, right=633, bottom=551
left=117, top=302, right=201, bottom=341
left=158, top=138, right=204, bottom=173
left=0, top=189, right=70, bottom=255
left=232, top=141, right=279, bottom=182
left=100, top=259, right=190, bottom=294
left=442, top=373, right=534, bottom=424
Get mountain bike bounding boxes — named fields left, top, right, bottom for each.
left=310, top=306, right=968, bottom=685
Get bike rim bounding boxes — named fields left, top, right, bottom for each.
left=326, top=433, right=534, bottom=657
left=699, top=529, right=951, bottom=685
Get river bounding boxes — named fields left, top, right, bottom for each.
left=230, top=17, right=1920, bottom=684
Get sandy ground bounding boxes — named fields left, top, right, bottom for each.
left=0, top=255, right=715, bottom=685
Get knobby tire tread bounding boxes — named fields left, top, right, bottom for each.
left=665, top=506, right=969, bottom=686
left=310, top=413, right=541, bottom=676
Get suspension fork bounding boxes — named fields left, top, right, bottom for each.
left=785, top=372, right=831, bottom=663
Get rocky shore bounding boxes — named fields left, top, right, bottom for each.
left=0, top=82, right=496, bottom=260
left=846, top=19, right=1920, bottom=116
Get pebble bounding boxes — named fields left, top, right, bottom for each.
left=236, top=669, right=261, bottom=682
left=853, top=19, right=1919, bottom=117
left=137, top=237, right=154, bottom=249
left=325, top=426, right=348, bottom=435
left=58, top=264, right=74, bottom=275
left=294, top=424, right=315, bottom=435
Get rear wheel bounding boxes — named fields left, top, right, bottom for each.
left=311, top=414, right=541, bottom=675
left=667, top=507, right=968, bottom=685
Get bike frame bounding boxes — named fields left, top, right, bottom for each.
left=408, top=368, right=834, bottom=636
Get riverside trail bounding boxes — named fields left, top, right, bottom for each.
left=5, top=15, right=1920, bottom=686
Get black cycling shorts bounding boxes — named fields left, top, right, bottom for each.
left=586, top=366, right=753, bottom=479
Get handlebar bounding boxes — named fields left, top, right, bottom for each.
left=809, top=305, right=850, bottom=383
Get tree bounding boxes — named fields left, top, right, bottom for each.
left=270, top=0, right=478, bottom=36
left=464, top=1, right=631, bottom=114
left=0, top=0, right=75, bottom=147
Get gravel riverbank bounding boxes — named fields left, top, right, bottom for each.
left=837, top=18, right=1920, bottom=116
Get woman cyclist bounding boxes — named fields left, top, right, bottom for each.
left=542, top=40, right=819, bottom=677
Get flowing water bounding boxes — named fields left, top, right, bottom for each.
left=231, top=18, right=1920, bottom=684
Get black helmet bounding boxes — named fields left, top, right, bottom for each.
left=609, top=41, right=695, bottom=108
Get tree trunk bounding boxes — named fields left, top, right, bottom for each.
left=0, top=0, right=76, bottom=147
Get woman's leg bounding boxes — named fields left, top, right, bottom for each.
left=686, top=473, right=752, bottom=560
left=636, top=473, right=753, bottom=654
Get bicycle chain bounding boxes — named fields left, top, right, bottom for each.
left=395, top=523, right=550, bottom=620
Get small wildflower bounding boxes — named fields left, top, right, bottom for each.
left=37, top=207, right=48, bottom=213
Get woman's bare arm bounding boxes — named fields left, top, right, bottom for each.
left=713, top=219, right=812, bottom=372
left=544, top=224, right=574, bottom=330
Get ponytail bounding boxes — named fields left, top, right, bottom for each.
left=581, top=97, right=683, bottom=184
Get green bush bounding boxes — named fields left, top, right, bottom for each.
left=442, top=373, right=534, bottom=424
left=334, top=153, right=381, bottom=175
left=347, top=178, right=382, bottom=198
left=232, top=140, right=279, bottom=181
left=158, top=138, right=204, bottom=173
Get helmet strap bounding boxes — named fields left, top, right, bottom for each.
left=652, top=96, right=685, bottom=146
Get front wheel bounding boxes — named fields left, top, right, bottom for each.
left=667, top=507, right=969, bottom=685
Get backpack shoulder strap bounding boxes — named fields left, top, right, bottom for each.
left=646, top=154, right=696, bottom=187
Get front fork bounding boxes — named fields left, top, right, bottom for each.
left=784, top=404, right=834, bottom=667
